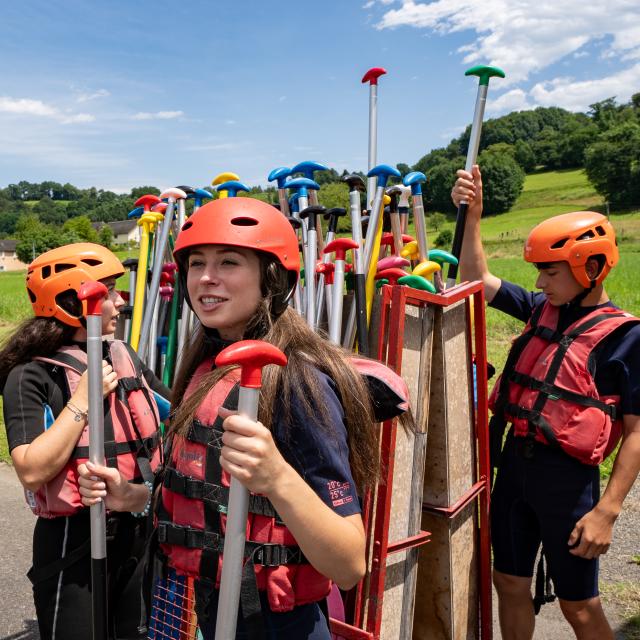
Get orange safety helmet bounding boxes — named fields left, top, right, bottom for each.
left=27, top=243, right=124, bottom=327
left=173, top=197, right=300, bottom=291
left=524, top=211, right=619, bottom=288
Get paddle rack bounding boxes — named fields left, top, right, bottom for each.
left=329, top=280, right=492, bottom=640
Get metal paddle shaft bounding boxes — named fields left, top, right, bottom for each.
left=343, top=165, right=400, bottom=351
left=129, top=195, right=161, bottom=349
left=447, top=65, right=505, bottom=287
left=342, top=175, right=368, bottom=354
left=138, top=188, right=186, bottom=360
left=362, top=68, right=387, bottom=207
left=325, top=238, right=358, bottom=344
left=213, top=341, right=287, bottom=640
left=402, top=172, right=429, bottom=262
left=78, top=281, right=109, bottom=640
left=315, top=208, right=346, bottom=327
left=300, top=206, right=324, bottom=330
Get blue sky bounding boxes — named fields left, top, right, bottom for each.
left=1, top=0, right=639, bottom=193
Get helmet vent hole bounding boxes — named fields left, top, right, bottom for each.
left=231, top=217, right=258, bottom=227
left=81, top=258, right=101, bottom=267
left=54, top=263, right=75, bottom=274
left=595, top=225, right=606, bottom=236
left=550, top=238, right=568, bottom=249
left=27, top=288, right=36, bottom=303
left=576, top=230, right=595, bottom=241
left=41, top=265, right=51, bottom=279
left=182, top=221, right=193, bottom=231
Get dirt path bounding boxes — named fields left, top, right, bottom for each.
left=1, top=462, right=638, bottom=639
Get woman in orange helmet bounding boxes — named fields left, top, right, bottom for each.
left=452, top=166, right=640, bottom=640
left=77, top=198, right=410, bottom=639
left=0, top=243, right=170, bottom=640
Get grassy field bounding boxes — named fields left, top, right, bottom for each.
left=0, top=169, right=638, bottom=466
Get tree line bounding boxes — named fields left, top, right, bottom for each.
left=1, top=93, right=638, bottom=259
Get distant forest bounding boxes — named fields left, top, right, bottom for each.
left=2, top=94, right=638, bottom=252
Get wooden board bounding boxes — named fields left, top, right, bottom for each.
left=369, top=297, right=435, bottom=640
left=413, top=502, right=479, bottom=640
left=422, top=301, right=476, bottom=507
left=413, top=299, right=480, bottom=639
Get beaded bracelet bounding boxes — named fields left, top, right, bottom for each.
left=131, top=480, right=153, bottom=518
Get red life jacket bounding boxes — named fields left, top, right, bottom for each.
left=157, top=358, right=332, bottom=614
left=489, top=301, right=638, bottom=465
left=30, top=341, right=162, bottom=518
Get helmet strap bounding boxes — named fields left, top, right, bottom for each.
left=568, top=280, right=596, bottom=307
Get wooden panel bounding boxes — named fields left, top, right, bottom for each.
left=413, top=502, right=479, bottom=640
left=422, top=301, right=476, bottom=507
left=377, top=301, right=435, bottom=640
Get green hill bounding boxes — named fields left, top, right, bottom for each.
left=1, top=168, right=638, bottom=464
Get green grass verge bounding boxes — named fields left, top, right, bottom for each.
left=601, top=582, right=640, bottom=639
left=1, top=170, right=638, bottom=466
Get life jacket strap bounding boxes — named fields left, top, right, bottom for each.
left=156, top=522, right=308, bottom=567
left=72, top=433, right=159, bottom=460
left=533, top=549, right=556, bottom=614
left=162, top=467, right=284, bottom=523
left=508, top=372, right=617, bottom=419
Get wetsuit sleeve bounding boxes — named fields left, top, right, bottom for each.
left=595, top=323, right=640, bottom=416
left=272, top=372, right=361, bottom=518
left=2, top=362, right=62, bottom=452
left=489, top=280, right=545, bottom=323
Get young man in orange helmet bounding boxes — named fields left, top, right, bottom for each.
left=452, top=166, right=640, bottom=640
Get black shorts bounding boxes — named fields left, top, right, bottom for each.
left=491, top=433, right=600, bottom=602
left=31, top=511, right=148, bottom=640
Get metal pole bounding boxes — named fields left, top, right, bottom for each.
left=78, top=281, right=109, bottom=640
left=213, top=341, right=287, bottom=640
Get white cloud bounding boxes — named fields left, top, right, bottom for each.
left=486, top=88, right=533, bottom=114
left=77, top=89, right=110, bottom=103
left=278, top=96, right=287, bottom=102
left=225, top=119, right=236, bottom=125
left=0, top=96, right=94, bottom=124
left=528, top=62, right=640, bottom=111
left=61, top=113, right=96, bottom=124
left=131, top=110, right=184, bottom=120
left=0, top=97, right=57, bottom=117
left=374, top=1, right=640, bottom=84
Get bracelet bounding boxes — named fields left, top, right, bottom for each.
left=66, top=401, right=88, bottom=423
left=131, top=480, right=153, bottom=518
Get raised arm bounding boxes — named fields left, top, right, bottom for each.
left=451, top=165, right=502, bottom=302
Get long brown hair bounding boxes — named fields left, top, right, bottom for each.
left=170, top=253, right=380, bottom=490
left=0, top=291, right=81, bottom=391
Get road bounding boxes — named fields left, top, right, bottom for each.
left=0, top=463, right=635, bottom=639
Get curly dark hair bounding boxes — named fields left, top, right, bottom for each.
left=0, top=290, right=81, bottom=391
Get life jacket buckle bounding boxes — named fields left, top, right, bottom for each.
left=157, top=523, right=168, bottom=544
left=254, top=543, right=282, bottom=567
left=202, top=531, right=222, bottom=551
